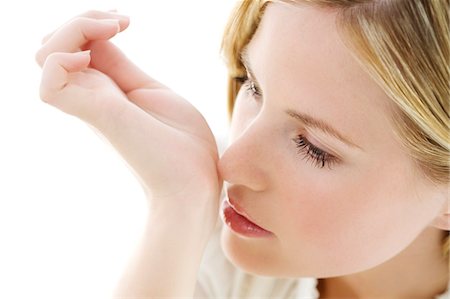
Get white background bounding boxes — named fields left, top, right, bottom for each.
left=0, top=1, right=234, bottom=298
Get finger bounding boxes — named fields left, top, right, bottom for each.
left=39, top=50, right=133, bottom=130
left=88, top=40, right=166, bottom=94
left=39, top=51, right=91, bottom=105
left=86, top=40, right=204, bottom=137
left=40, top=10, right=130, bottom=45
left=36, top=17, right=123, bottom=67
left=41, top=32, right=53, bottom=45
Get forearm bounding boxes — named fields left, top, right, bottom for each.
left=113, top=205, right=214, bottom=298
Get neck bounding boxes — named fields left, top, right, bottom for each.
left=318, top=227, right=449, bottom=299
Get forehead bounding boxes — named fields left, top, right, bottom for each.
left=246, top=2, right=394, bottom=150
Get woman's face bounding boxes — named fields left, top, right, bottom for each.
left=218, top=3, right=444, bottom=277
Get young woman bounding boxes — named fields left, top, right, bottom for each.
left=35, top=0, right=449, bottom=298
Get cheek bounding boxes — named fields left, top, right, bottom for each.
left=274, top=161, right=434, bottom=275
left=275, top=172, right=355, bottom=249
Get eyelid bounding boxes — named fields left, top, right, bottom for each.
left=245, top=68, right=255, bottom=80
left=247, top=78, right=263, bottom=97
left=293, top=135, right=338, bottom=169
left=239, top=49, right=353, bottom=159
left=241, top=53, right=360, bottom=151
left=240, top=60, right=342, bottom=160
left=304, top=130, right=343, bottom=160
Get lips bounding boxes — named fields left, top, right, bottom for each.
left=221, top=196, right=274, bottom=238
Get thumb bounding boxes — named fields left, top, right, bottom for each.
left=39, top=50, right=130, bottom=128
left=39, top=50, right=91, bottom=105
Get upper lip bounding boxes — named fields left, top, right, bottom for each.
left=227, top=197, right=253, bottom=221
left=226, top=190, right=272, bottom=232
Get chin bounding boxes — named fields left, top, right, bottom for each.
left=219, top=225, right=391, bottom=278
left=219, top=225, right=320, bottom=278
left=220, top=226, right=279, bottom=276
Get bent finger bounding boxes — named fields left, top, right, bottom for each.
left=41, top=10, right=130, bottom=45
left=36, top=17, right=123, bottom=67
left=88, top=40, right=165, bottom=94
left=39, top=51, right=91, bottom=104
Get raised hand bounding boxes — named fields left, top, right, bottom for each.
left=36, top=11, right=222, bottom=230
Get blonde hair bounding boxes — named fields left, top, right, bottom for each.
left=221, top=0, right=449, bottom=256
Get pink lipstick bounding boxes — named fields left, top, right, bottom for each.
left=221, top=198, right=274, bottom=238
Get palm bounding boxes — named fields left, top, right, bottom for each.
left=37, top=15, right=223, bottom=225
left=82, top=40, right=222, bottom=208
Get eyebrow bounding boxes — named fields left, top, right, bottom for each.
left=240, top=47, right=258, bottom=83
left=240, top=47, right=361, bottom=150
left=285, top=109, right=361, bottom=149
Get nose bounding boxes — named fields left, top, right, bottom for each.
left=218, top=122, right=269, bottom=192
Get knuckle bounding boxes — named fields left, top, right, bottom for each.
left=44, top=52, right=60, bottom=64
left=41, top=32, right=52, bottom=45
left=35, top=49, right=45, bottom=66
left=35, top=48, right=61, bottom=68
left=82, top=10, right=103, bottom=18
left=67, top=16, right=86, bottom=27
left=67, top=17, right=98, bottom=39
left=65, top=16, right=92, bottom=31
left=39, top=86, right=54, bottom=104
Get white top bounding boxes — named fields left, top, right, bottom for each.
left=194, top=220, right=449, bottom=299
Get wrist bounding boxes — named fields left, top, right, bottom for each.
left=147, top=200, right=219, bottom=245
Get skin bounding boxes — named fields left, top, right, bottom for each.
left=36, top=11, right=221, bottom=297
left=36, top=5, right=448, bottom=299
left=218, top=3, right=448, bottom=297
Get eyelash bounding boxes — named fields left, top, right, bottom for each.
left=237, top=75, right=263, bottom=99
left=237, top=75, right=337, bottom=169
left=292, top=135, right=337, bottom=169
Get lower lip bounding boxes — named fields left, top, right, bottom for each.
left=221, top=200, right=274, bottom=238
